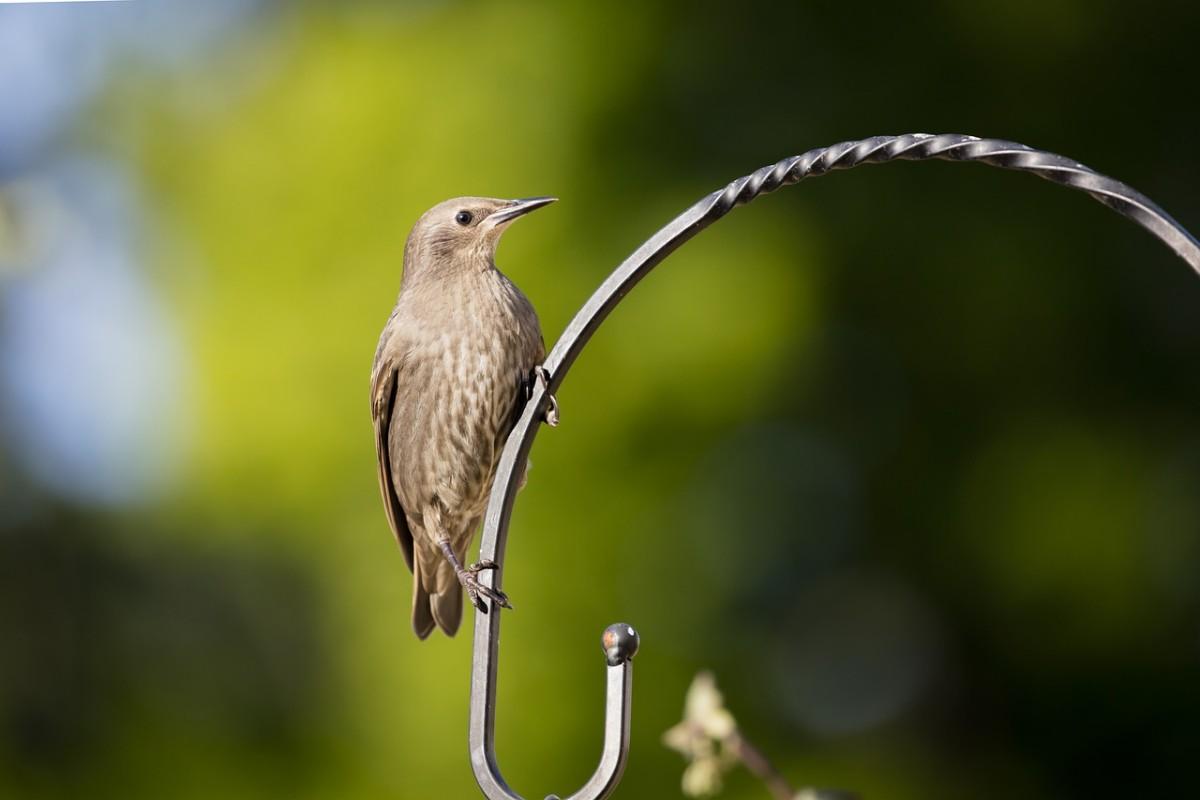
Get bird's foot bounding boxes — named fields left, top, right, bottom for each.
left=458, top=559, right=513, bottom=614
left=533, top=365, right=559, bottom=427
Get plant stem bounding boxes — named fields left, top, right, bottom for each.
left=728, top=731, right=796, bottom=800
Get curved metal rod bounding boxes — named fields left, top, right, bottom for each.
left=468, top=133, right=1200, bottom=800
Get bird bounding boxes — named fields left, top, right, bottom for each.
left=371, top=196, right=556, bottom=639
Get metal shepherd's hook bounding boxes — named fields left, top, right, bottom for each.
left=468, top=133, right=1200, bottom=800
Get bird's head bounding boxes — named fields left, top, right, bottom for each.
left=403, top=196, right=556, bottom=283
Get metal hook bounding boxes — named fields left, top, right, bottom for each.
left=467, top=133, right=1200, bottom=800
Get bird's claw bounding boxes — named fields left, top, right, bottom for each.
left=459, top=561, right=512, bottom=613
left=533, top=365, right=559, bottom=427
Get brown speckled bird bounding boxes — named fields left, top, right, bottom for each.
left=371, top=196, right=555, bottom=639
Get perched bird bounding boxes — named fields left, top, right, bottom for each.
left=371, top=196, right=556, bottom=639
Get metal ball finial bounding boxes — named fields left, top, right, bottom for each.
left=602, top=623, right=640, bottom=666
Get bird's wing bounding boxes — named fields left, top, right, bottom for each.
left=371, top=352, right=415, bottom=572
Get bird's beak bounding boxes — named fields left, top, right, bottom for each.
left=487, top=196, right=557, bottom=226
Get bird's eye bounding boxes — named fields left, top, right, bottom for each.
left=455, top=210, right=473, bottom=226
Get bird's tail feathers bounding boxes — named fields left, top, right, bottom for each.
left=429, top=556, right=463, bottom=635
left=430, top=586, right=463, bottom=637
left=413, top=547, right=464, bottom=637
left=412, top=559, right=435, bottom=639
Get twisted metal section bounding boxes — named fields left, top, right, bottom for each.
left=711, top=134, right=1200, bottom=275
left=468, top=133, right=1200, bottom=800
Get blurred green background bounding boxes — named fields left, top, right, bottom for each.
left=1, top=2, right=1198, bottom=799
